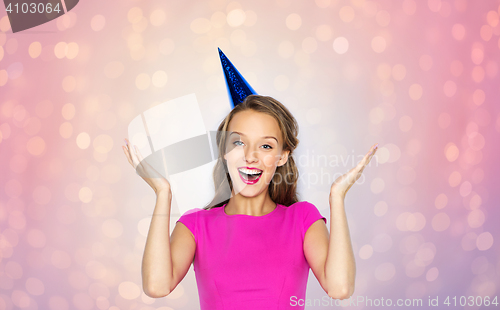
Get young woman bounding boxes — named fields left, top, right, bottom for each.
left=122, top=95, right=378, bottom=309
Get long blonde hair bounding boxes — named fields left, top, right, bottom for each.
left=203, top=95, right=300, bottom=209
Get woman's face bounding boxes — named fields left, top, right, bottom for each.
left=224, top=110, right=289, bottom=197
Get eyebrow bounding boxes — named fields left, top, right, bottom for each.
left=230, top=131, right=278, bottom=143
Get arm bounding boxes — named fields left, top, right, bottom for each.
left=305, top=143, right=378, bottom=299
left=303, top=196, right=355, bottom=300
left=122, top=139, right=196, bottom=298
left=141, top=190, right=196, bottom=298
left=324, top=194, right=355, bottom=299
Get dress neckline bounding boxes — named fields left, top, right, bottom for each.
left=222, top=203, right=281, bottom=218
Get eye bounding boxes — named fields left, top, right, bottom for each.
left=233, top=140, right=243, bottom=146
left=262, top=144, right=273, bottom=149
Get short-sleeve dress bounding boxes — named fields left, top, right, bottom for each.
left=176, top=201, right=327, bottom=310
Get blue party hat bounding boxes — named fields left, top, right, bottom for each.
left=218, top=48, right=257, bottom=108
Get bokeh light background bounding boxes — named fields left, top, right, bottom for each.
left=1, top=0, right=499, bottom=309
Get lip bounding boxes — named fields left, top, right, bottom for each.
left=238, top=166, right=263, bottom=171
left=238, top=167, right=263, bottom=185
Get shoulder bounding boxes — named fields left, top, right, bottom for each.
left=178, top=207, right=203, bottom=218
left=178, top=206, right=221, bottom=221
left=177, top=208, right=205, bottom=225
left=289, top=201, right=327, bottom=239
left=289, top=201, right=327, bottom=225
left=176, top=208, right=215, bottom=240
left=285, top=201, right=319, bottom=213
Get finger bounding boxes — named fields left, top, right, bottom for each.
left=361, top=150, right=378, bottom=172
left=366, top=144, right=377, bottom=158
left=361, top=146, right=374, bottom=163
left=367, top=147, right=378, bottom=163
left=124, top=140, right=135, bottom=161
left=363, top=144, right=376, bottom=159
left=357, top=165, right=367, bottom=177
left=122, top=146, right=134, bottom=166
left=355, top=154, right=369, bottom=170
left=367, top=151, right=376, bottom=163
left=347, top=165, right=360, bottom=178
left=124, top=139, right=131, bottom=152
left=132, top=146, right=163, bottom=180
left=128, top=144, right=141, bottom=167
left=359, top=144, right=378, bottom=167
left=126, top=142, right=139, bottom=166
left=342, top=170, right=357, bottom=183
left=134, top=145, right=145, bottom=162
left=350, top=145, right=378, bottom=176
left=122, top=144, right=134, bottom=165
left=125, top=139, right=139, bottom=157
left=354, top=151, right=377, bottom=178
left=350, top=161, right=367, bottom=181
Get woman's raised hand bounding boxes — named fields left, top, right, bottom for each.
left=330, top=143, right=378, bottom=200
left=122, top=138, right=171, bottom=195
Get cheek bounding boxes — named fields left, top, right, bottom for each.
left=224, top=148, right=243, bottom=162
left=263, top=154, right=280, bottom=168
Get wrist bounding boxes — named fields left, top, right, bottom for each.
left=156, top=188, right=172, bottom=197
left=329, top=192, right=345, bottom=201
left=329, top=196, right=346, bottom=213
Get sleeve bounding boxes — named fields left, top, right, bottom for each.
left=301, top=202, right=327, bottom=240
left=176, top=208, right=200, bottom=243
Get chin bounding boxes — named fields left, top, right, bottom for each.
left=232, top=183, right=260, bottom=196
left=231, top=179, right=269, bottom=198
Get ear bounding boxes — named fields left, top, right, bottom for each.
left=277, top=150, right=290, bottom=167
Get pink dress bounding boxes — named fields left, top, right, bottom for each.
left=176, top=201, right=327, bottom=310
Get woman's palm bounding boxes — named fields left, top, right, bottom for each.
left=330, top=143, right=378, bottom=199
left=122, top=138, right=171, bottom=194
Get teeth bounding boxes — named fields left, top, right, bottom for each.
left=238, top=168, right=262, bottom=175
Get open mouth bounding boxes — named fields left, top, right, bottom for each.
left=238, top=168, right=263, bottom=184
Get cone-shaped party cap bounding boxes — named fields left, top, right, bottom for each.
left=218, top=48, right=257, bottom=108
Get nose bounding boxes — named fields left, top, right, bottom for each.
left=244, top=144, right=258, bottom=163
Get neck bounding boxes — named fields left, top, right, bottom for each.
left=225, top=190, right=276, bottom=216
